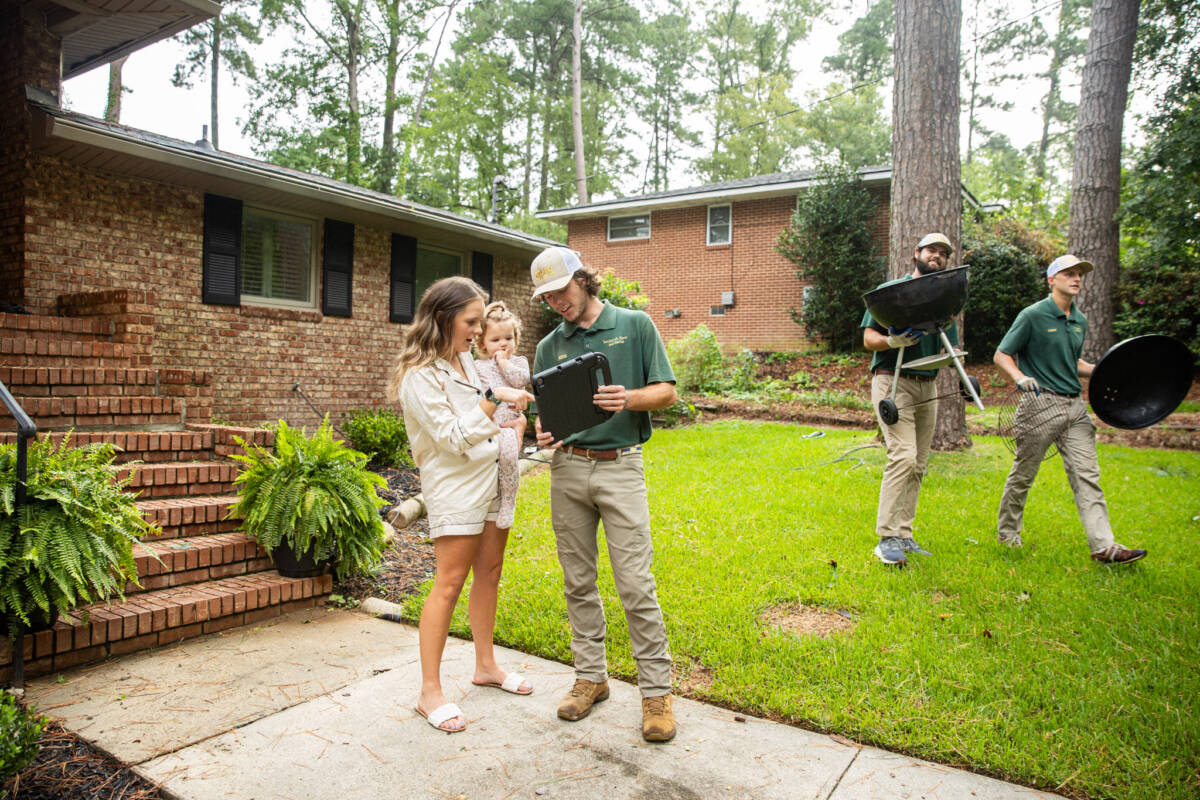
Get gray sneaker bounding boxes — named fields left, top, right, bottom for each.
left=998, top=533, right=1024, bottom=548
left=900, top=538, right=932, bottom=556
left=873, top=537, right=908, bottom=565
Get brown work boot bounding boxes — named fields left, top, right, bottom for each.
left=557, top=679, right=610, bottom=721
left=641, top=694, right=676, bottom=742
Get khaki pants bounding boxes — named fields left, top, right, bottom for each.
left=871, top=373, right=938, bottom=539
left=997, top=393, right=1115, bottom=553
left=549, top=449, right=671, bottom=697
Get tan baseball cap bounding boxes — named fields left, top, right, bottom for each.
left=530, top=246, right=583, bottom=300
left=917, top=232, right=954, bottom=254
left=1047, top=254, right=1094, bottom=278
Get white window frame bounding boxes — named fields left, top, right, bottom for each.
left=707, top=204, right=732, bottom=246
left=607, top=214, right=651, bottom=241
left=240, top=206, right=318, bottom=310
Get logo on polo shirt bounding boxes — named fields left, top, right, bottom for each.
left=603, top=335, right=628, bottom=347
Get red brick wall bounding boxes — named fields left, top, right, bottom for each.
left=0, top=10, right=62, bottom=308
left=17, top=154, right=541, bottom=426
left=567, top=186, right=891, bottom=352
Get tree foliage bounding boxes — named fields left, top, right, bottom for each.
left=776, top=164, right=884, bottom=352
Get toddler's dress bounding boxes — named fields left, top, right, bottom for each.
left=473, top=355, right=530, bottom=530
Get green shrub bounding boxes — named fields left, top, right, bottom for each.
left=763, top=351, right=800, bottom=364
left=1113, top=261, right=1200, bottom=355
left=0, top=693, right=46, bottom=781
left=790, top=370, right=816, bottom=389
left=961, top=217, right=1055, bottom=362
left=342, top=407, right=413, bottom=468
left=0, top=436, right=152, bottom=639
left=230, top=418, right=387, bottom=582
left=667, top=325, right=726, bottom=393
left=656, top=399, right=698, bottom=428
left=777, top=163, right=886, bottom=352
left=726, top=349, right=760, bottom=393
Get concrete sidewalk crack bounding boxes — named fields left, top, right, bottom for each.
left=824, top=746, right=860, bottom=799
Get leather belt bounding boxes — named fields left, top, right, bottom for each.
left=563, top=444, right=641, bottom=461
left=874, top=369, right=936, bottom=383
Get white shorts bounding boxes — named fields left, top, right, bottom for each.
left=427, top=495, right=501, bottom=538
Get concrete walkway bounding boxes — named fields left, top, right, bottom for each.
left=24, top=605, right=1062, bottom=800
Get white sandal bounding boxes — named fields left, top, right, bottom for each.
left=472, top=671, right=533, bottom=695
left=415, top=702, right=466, bottom=732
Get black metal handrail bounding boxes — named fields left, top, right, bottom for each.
left=1, top=378, right=36, bottom=689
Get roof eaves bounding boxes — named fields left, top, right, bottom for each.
left=33, top=103, right=558, bottom=253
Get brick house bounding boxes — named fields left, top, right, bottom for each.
left=538, top=169, right=980, bottom=352
left=3, top=3, right=556, bottom=428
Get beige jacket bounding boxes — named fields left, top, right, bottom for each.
left=399, top=353, right=502, bottom=524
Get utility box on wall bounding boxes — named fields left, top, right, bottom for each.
left=721, top=291, right=735, bottom=307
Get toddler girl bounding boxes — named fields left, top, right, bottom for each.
left=474, top=301, right=530, bottom=530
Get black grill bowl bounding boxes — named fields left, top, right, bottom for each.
left=1089, top=335, right=1195, bottom=429
left=862, top=266, right=969, bottom=332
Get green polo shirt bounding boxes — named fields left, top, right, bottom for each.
left=533, top=301, right=675, bottom=449
left=860, top=275, right=959, bottom=378
left=997, top=295, right=1087, bottom=396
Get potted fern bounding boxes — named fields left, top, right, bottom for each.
left=230, top=418, right=387, bottom=581
left=0, top=436, right=152, bottom=641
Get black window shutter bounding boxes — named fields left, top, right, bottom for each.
left=322, top=219, right=354, bottom=317
left=471, top=251, right=494, bottom=297
left=202, top=194, right=242, bottom=306
left=390, top=234, right=417, bottom=324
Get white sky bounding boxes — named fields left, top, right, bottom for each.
left=60, top=1, right=1161, bottom=204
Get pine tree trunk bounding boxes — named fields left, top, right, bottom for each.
left=890, top=0, right=967, bottom=450
left=210, top=24, right=220, bottom=149
left=104, top=57, right=127, bottom=122
left=1068, top=0, right=1140, bottom=362
left=571, top=0, right=588, bottom=204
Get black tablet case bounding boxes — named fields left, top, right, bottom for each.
left=532, top=352, right=614, bottom=440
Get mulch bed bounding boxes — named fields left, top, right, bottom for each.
left=7, top=351, right=1196, bottom=798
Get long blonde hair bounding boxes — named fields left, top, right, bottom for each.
left=387, top=276, right=488, bottom=401
left=474, top=300, right=523, bottom=358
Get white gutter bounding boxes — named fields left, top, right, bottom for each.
left=537, top=171, right=893, bottom=219
left=38, top=112, right=557, bottom=253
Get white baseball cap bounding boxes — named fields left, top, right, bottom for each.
left=917, top=232, right=954, bottom=254
left=1047, top=254, right=1094, bottom=278
left=530, top=246, right=583, bottom=300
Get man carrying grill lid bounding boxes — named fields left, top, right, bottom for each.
left=992, top=254, right=1147, bottom=564
left=860, top=232, right=960, bottom=566
left=529, top=246, right=680, bottom=742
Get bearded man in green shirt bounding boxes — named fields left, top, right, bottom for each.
left=993, top=254, right=1146, bottom=564
left=530, top=246, right=679, bottom=742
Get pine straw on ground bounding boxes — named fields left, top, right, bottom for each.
left=3, top=719, right=162, bottom=800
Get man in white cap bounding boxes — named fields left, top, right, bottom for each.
left=992, top=254, right=1147, bottom=564
left=529, top=246, right=679, bottom=741
left=860, top=232, right=960, bottom=566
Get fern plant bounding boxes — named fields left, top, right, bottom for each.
left=0, top=436, right=153, bottom=640
left=229, top=418, right=387, bottom=582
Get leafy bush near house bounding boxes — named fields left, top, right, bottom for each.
left=230, top=418, right=387, bottom=582
left=342, top=407, right=413, bottom=468
left=961, top=217, right=1054, bottom=362
left=656, top=399, right=697, bottom=428
left=0, top=437, right=151, bottom=639
left=1113, top=262, right=1200, bottom=356
left=1, top=693, right=46, bottom=781
left=667, top=325, right=726, bottom=392
left=777, top=163, right=885, bottom=352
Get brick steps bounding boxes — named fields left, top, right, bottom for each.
left=0, top=336, right=133, bottom=368
left=0, top=312, right=112, bottom=342
left=0, top=310, right=333, bottom=682
left=117, top=460, right=240, bottom=499
left=0, top=429, right=217, bottom=463
left=2, top=572, right=333, bottom=681
left=131, top=532, right=270, bottom=593
left=136, top=495, right=240, bottom=540
left=0, top=395, right=184, bottom=432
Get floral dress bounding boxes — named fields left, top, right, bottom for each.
left=473, top=355, right=530, bottom=530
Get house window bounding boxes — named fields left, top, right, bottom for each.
left=608, top=214, right=650, bottom=241
left=707, top=205, right=731, bottom=245
left=709, top=305, right=726, bottom=316
left=241, top=209, right=316, bottom=307
left=414, top=246, right=464, bottom=302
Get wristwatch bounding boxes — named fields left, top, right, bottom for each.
left=484, top=388, right=498, bottom=404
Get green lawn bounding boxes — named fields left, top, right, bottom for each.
left=417, top=421, right=1200, bottom=800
